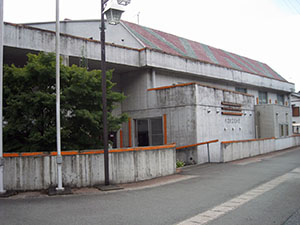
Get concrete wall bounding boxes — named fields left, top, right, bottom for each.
left=255, top=104, right=292, bottom=138
left=195, top=85, right=255, bottom=163
left=154, top=70, right=290, bottom=108
left=121, top=70, right=151, bottom=112
left=3, top=145, right=176, bottom=191
left=291, top=93, right=300, bottom=125
left=26, top=20, right=144, bottom=49
left=221, top=136, right=300, bottom=162
left=4, top=23, right=141, bottom=68
left=144, top=49, right=294, bottom=94
left=142, top=83, right=255, bottom=164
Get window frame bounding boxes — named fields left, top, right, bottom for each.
left=292, top=105, right=300, bottom=117
left=235, top=87, right=247, bottom=94
left=258, top=91, right=268, bottom=104
left=277, top=94, right=284, bottom=105
left=135, top=117, right=164, bottom=147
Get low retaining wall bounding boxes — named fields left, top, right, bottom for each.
left=176, top=140, right=219, bottom=164
left=3, top=144, right=176, bottom=191
left=221, top=135, right=300, bottom=162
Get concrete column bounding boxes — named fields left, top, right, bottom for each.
left=151, top=69, right=156, bottom=88
left=61, top=55, right=69, bottom=66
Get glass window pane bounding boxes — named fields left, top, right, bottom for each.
left=151, top=118, right=163, bottom=135
left=152, top=134, right=163, bottom=146
left=235, top=87, right=247, bottom=93
left=280, top=124, right=284, bottom=137
left=293, top=106, right=300, bottom=117
left=277, top=94, right=284, bottom=105
left=151, top=118, right=163, bottom=145
left=259, top=91, right=267, bottom=104
left=137, top=119, right=149, bottom=146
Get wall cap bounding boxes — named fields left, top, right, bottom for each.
left=3, top=143, right=176, bottom=158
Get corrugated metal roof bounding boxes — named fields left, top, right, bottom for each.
left=123, top=21, right=286, bottom=82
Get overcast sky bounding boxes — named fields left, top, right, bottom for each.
left=3, top=0, right=300, bottom=91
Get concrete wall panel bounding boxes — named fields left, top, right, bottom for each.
left=146, top=49, right=294, bottom=93
left=3, top=146, right=176, bottom=191
left=221, top=136, right=300, bottom=162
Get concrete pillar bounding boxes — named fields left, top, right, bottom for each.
left=62, top=55, right=69, bottom=66
left=151, top=69, right=156, bottom=88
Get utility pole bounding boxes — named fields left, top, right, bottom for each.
left=55, top=0, right=64, bottom=191
left=0, top=0, right=5, bottom=194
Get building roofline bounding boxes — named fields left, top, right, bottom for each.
left=4, top=21, right=294, bottom=86
left=143, top=47, right=294, bottom=85
left=22, top=19, right=101, bottom=26
left=122, top=20, right=289, bottom=83
left=4, top=22, right=142, bottom=52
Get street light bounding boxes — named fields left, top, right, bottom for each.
left=104, top=1, right=124, bottom=25
left=101, top=0, right=130, bottom=187
left=117, top=0, right=131, bottom=6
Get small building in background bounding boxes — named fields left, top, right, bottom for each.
left=291, top=92, right=300, bottom=134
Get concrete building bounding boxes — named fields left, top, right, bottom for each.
left=291, top=92, right=300, bottom=134
left=2, top=19, right=295, bottom=164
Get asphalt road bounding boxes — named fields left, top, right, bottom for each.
left=1, top=147, right=300, bottom=225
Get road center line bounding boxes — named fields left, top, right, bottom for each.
left=176, top=167, right=300, bottom=225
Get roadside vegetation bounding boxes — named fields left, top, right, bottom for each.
left=3, top=52, right=127, bottom=152
left=176, top=160, right=185, bottom=168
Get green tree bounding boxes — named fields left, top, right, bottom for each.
left=3, top=52, right=127, bottom=152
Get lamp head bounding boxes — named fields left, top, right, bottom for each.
left=104, top=1, right=125, bottom=25
left=117, top=0, right=131, bottom=6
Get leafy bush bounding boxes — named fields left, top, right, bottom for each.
left=3, top=52, right=127, bottom=152
left=176, top=160, right=185, bottom=168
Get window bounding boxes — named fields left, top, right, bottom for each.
left=136, top=117, right=163, bottom=146
left=277, top=94, right=284, bottom=105
left=235, top=87, right=247, bottom=94
left=109, top=132, right=117, bottom=148
left=280, top=124, right=284, bottom=137
left=151, top=118, right=164, bottom=145
left=279, top=124, right=289, bottom=137
left=292, top=105, right=300, bottom=117
left=258, top=91, right=268, bottom=104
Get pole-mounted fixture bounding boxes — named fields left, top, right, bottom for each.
left=101, top=0, right=131, bottom=186
left=117, top=0, right=131, bottom=6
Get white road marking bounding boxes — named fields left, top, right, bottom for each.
left=176, top=167, right=300, bottom=225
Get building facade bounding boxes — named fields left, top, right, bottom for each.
left=291, top=92, right=300, bottom=134
left=3, top=20, right=295, bottom=163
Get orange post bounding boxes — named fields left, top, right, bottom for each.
left=128, top=119, right=132, bottom=147
left=120, top=129, right=123, bottom=148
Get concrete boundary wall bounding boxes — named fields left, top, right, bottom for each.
left=221, top=136, right=300, bottom=162
left=3, top=144, right=176, bottom=191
